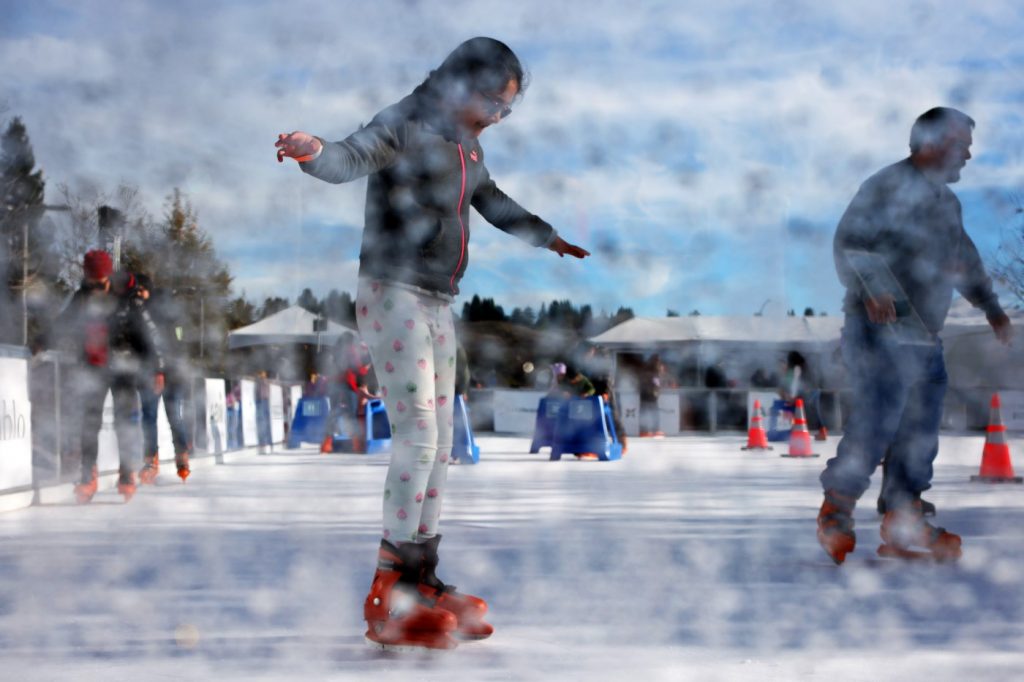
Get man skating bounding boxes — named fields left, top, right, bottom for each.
left=817, top=107, right=1013, bottom=564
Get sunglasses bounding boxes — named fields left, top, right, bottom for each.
left=477, top=92, right=513, bottom=120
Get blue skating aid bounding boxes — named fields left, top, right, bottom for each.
left=550, top=396, right=622, bottom=462
left=529, top=396, right=566, bottom=453
left=363, top=399, right=392, bottom=454
left=767, top=399, right=794, bottom=443
left=451, top=394, right=480, bottom=464
left=287, top=397, right=330, bottom=449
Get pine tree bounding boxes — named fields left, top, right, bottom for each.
left=0, top=117, right=52, bottom=345
left=258, top=296, right=289, bottom=318
left=323, top=289, right=355, bottom=326
left=130, top=189, right=233, bottom=367
left=297, top=287, right=320, bottom=315
left=225, top=295, right=256, bottom=330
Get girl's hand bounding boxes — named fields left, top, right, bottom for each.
left=548, top=236, right=590, bottom=259
left=275, top=131, right=323, bottom=163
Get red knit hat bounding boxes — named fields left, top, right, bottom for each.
left=83, top=250, right=113, bottom=280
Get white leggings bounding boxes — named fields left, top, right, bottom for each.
left=356, top=278, right=457, bottom=543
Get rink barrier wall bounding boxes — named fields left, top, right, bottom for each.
left=0, top=342, right=1011, bottom=512
left=0, top=345, right=33, bottom=510
left=490, top=387, right=992, bottom=436
left=0, top=347, right=304, bottom=512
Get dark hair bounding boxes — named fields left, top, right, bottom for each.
left=411, top=37, right=528, bottom=113
left=786, top=350, right=806, bottom=369
left=909, top=107, right=974, bottom=153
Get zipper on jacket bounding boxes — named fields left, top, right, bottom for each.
left=450, top=143, right=468, bottom=294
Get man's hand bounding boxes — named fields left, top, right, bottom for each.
left=864, top=294, right=897, bottom=324
left=275, top=131, right=322, bottom=163
left=548, top=236, right=590, bottom=259
left=154, top=372, right=166, bottom=395
left=990, top=313, right=1014, bottom=346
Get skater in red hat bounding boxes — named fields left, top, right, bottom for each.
left=817, top=107, right=1013, bottom=564
left=277, top=37, right=589, bottom=650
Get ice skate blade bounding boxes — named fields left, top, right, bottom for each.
left=363, top=635, right=457, bottom=652
left=877, top=543, right=961, bottom=562
left=453, top=627, right=493, bottom=641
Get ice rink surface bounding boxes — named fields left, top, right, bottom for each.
left=2, top=433, right=1023, bottom=681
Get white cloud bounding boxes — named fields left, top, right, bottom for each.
left=3, top=0, right=1021, bottom=315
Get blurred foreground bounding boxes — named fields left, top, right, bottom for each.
left=1, top=434, right=1023, bottom=681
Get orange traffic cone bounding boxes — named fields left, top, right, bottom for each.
left=971, top=393, right=1022, bottom=483
left=320, top=434, right=334, bottom=454
left=781, top=398, right=819, bottom=458
left=742, top=399, right=772, bottom=451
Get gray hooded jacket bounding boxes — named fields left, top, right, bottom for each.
left=300, top=95, right=556, bottom=297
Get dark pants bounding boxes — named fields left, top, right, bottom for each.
left=820, top=315, right=947, bottom=509
left=75, top=365, right=141, bottom=483
left=139, top=371, right=191, bottom=459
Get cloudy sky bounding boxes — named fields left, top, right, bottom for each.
left=3, top=0, right=1023, bottom=317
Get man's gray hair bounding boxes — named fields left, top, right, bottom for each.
left=910, top=107, right=975, bottom=153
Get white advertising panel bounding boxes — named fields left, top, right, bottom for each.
left=289, top=385, right=303, bottom=425
left=0, top=356, right=32, bottom=491
left=492, top=389, right=546, bottom=434
left=96, top=391, right=120, bottom=472
left=658, top=392, right=681, bottom=436
left=240, top=379, right=257, bottom=446
left=270, top=384, right=285, bottom=443
left=204, top=378, right=226, bottom=455
left=156, top=397, right=175, bottom=461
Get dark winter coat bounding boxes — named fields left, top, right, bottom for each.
left=54, top=279, right=165, bottom=375
left=140, top=287, right=189, bottom=378
left=834, top=158, right=1004, bottom=332
left=299, top=95, right=557, bottom=296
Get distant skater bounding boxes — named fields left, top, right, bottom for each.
left=277, top=37, right=589, bottom=649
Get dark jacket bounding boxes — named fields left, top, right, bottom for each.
left=834, top=158, right=1003, bottom=332
left=55, top=278, right=165, bottom=374
left=140, top=287, right=189, bottom=378
left=300, top=95, right=557, bottom=296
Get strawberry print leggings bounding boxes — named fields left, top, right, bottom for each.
left=356, top=278, right=457, bottom=544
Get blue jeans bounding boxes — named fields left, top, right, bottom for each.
left=140, top=376, right=191, bottom=457
left=820, top=315, right=947, bottom=508
left=256, top=398, right=272, bottom=446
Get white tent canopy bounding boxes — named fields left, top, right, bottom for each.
left=588, top=315, right=845, bottom=347
left=227, top=305, right=355, bottom=350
